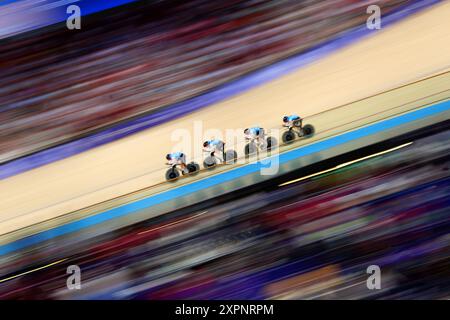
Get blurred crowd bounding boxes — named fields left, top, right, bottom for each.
left=1, top=128, right=449, bottom=299
left=0, top=0, right=410, bottom=162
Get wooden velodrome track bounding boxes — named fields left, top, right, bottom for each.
left=0, top=2, right=450, bottom=240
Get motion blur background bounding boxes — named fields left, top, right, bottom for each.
left=0, top=0, right=449, bottom=299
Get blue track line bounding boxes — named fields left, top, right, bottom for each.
left=0, top=99, right=449, bottom=256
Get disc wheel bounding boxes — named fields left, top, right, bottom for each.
left=165, top=168, right=179, bottom=181
left=302, top=124, right=315, bottom=137
left=245, top=142, right=257, bottom=158
left=282, top=130, right=296, bottom=144
left=187, top=162, right=200, bottom=174
left=203, top=156, right=217, bottom=169
left=224, top=150, right=238, bottom=164
left=266, top=136, right=277, bottom=151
